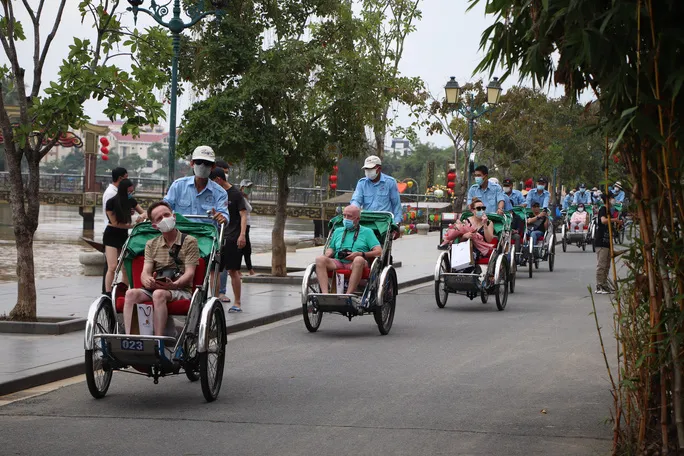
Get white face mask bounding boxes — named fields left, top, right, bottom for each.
left=155, top=216, right=176, bottom=233
left=193, top=164, right=211, bottom=179
left=365, top=169, right=378, bottom=180
left=503, top=186, right=511, bottom=193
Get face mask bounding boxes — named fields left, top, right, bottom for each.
left=127, top=192, right=134, bottom=199
left=503, top=186, right=511, bottom=193
left=475, top=176, right=484, bottom=186
left=243, top=188, right=251, bottom=195
left=580, top=188, right=586, bottom=193
left=343, top=218, right=355, bottom=230
left=155, top=216, right=176, bottom=233
left=537, top=184, right=545, bottom=191
left=193, top=164, right=211, bottom=179
left=475, top=210, right=485, bottom=218
left=365, top=169, right=378, bottom=180
left=578, top=207, right=585, bottom=212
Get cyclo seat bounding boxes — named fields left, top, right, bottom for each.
left=115, top=256, right=206, bottom=315
left=475, top=237, right=499, bottom=265
left=327, top=265, right=372, bottom=280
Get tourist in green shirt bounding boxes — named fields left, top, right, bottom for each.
left=315, top=205, right=382, bottom=294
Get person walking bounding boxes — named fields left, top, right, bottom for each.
left=239, top=179, right=256, bottom=276
left=101, top=167, right=128, bottom=293
left=594, top=194, right=622, bottom=294
left=210, top=168, right=248, bottom=312
left=350, top=155, right=403, bottom=233
left=103, top=178, right=146, bottom=295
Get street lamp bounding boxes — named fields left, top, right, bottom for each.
left=126, top=0, right=226, bottom=184
left=444, top=76, right=503, bottom=189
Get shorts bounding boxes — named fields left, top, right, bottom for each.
left=103, top=226, right=128, bottom=249
left=220, top=238, right=242, bottom=271
left=332, top=259, right=348, bottom=269
left=141, top=288, right=192, bottom=302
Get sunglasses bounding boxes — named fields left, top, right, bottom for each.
left=193, top=159, right=213, bottom=167
left=474, top=206, right=486, bottom=211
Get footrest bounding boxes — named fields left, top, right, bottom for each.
left=443, top=272, right=480, bottom=292
left=308, top=293, right=361, bottom=313
left=97, top=334, right=176, bottom=367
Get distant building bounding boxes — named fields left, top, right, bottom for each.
left=97, top=121, right=169, bottom=174
left=385, top=138, right=412, bottom=157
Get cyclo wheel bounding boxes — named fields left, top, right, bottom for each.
left=549, top=238, right=556, bottom=272
left=495, top=256, right=509, bottom=311
left=562, top=234, right=567, bottom=252
left=301, top=266, right=323, bottom=332
left=528, top=250, right=533, bottom=278
left=508, top=245, right=516, bottom=294
left=375, top=267, right=397, bottom=335
left=85, top=298, right=115, bottom=399
left=434, top=252, right=449, bottom=308
left=200, top=301, right=227, bottom=402
left=184, top=334, right=200, bottom=382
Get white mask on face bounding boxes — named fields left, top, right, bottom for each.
left=155, top=216, right=176, bottom=233
left=193, top=164, right=211, bottom=179
left=365, top=169, right=378, bottom=180
left=503, top=186, right=511, bottom=193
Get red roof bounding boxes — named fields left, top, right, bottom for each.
left=111, top=131, right=168, bottom=143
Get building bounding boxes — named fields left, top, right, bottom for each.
left=385, top=138, right=413, bottom=157
left=97, top=121, right=169, bottom=174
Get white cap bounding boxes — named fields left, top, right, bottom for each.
left=362, top=155, right=382, bottom=169
left=488, top=177, right=499, bottom=185
left=614, top=181, right=622, bottom=189
left=191, top=145, right=216, bottom=163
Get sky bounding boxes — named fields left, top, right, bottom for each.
left=6, top=0, right=564, bottom=148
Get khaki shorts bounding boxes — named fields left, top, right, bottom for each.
left=141, top=288, right=192, bottom=301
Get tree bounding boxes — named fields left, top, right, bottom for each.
left=0, top=1, right=168, bottom=320
left=119, top=153, right=145, bottom=176
left=470, top=0, right=684, bottom=451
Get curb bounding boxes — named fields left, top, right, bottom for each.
left=0, top=275, right=434, bottom=398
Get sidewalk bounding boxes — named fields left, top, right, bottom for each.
left=0, top=232, right=441, bottom=396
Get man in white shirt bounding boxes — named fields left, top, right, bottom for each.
left=101, top=167, right=127, bottom=294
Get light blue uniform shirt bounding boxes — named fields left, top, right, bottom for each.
left=350, top=173, right=403, bottom=224
left=505, top=189, right=525, bottom=207
left=502, top=193, right=513, bottom=211
left=573, top=190, right=592, bottom=205
left=467, top=182, right=505, bottom=213
left=613, top=190, right=625, bottom=203
left=562, top=194, right=573, bottom=210
left=163, top=176, right=229, bottom=222
left=525, top=189, right=550, bottom=209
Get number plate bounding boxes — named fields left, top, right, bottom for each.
left=120, top=339, right=145, bottom=351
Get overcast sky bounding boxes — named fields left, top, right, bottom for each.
left=8, top=0, right=562, bottom=148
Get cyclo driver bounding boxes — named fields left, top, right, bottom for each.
left=315, top=205, right=382, bottom=295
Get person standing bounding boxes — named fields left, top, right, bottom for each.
left=467, top=165, right=505, bottom=215
left=210, top=168, right=247, bottom=312
left=103, top=178, right=146, bottom=295
left=101, top=167, right=128, bottom=294
left=594, top=194, right=622, bottom=294
left=239, top=179, right=256, bottom=276
left=350, top=155, right=403, bottom=232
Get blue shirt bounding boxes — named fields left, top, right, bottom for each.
left=501, top=193, right=512, bottom=211
left=562, top=194, right=573, bottom=210
left=163, top=176, right=229, bottom=222
left=613, top=190, right=625, bottom=203
left=467, top=182, right=505, bottom=213
left=505, top=189, right=525, bottom=207
left=525, top=189, right=550, bottom=209
left=573, top=190, right=592, bottom=205
left=350, top=173, right=403, bottom=223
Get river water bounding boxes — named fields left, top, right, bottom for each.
left=0, top=204, right=315, bottom=284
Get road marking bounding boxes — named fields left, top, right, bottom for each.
left=0, top=375, right=86, bottom=407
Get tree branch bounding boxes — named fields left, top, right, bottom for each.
left=33, top=0, right=67, bottom=98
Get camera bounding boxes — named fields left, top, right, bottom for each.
left=336, top=249, right=352, bottom=260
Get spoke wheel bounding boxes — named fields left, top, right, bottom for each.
left=302, top=268, right=323, bottom=332
left=434, top=253, right=449, bottom=308
left=509, top=246, right=516, bottom=294
left=562, top=235, right=567, bottom=252
left=549, top=241, right=555, bottom=272
left=375, top=269, right=397, bottom=335
left=184, top=334, right=200, bottom=382
left=495, top=257, right=509, bottom=311
left=200, top=301, right=227, bottom=402
left=528, top=254, right=533, bottom=278
left=85, top=299, right=115, bottom=399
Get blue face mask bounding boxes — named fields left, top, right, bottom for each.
left=537, top=184, right=545, bottom=191
left=127, top=192, right=134, bottom=199
left=475, top=176, right=484, bottom=186
left=475, top=210, right=485, bottom=218
left=343, top=219, right=355, bottom=230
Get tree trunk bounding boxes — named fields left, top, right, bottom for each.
left=374, top=109, right=388, bottom=159
left=271, top=170, right=290, bottom=277
left=5, top=143, right=39, bottom=321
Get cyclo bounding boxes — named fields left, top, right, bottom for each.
left=561, top=205, right=594, bottom=252
left=510, top=206, right=529, bottom=272
left=611, top=202, right=626, bottom=244
left=519, top=208, right=556, bottom=277
left=84, top=214, right=227, bottom=402
left=434, top=211, right=513, bottom=310
left=300, top=211, right=399, bottom=335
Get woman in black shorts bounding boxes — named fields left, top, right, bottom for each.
left=103, top=179, right=146, bottom=294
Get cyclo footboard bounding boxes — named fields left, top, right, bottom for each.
left=96, top=334, right=177, bottom=369
left=308, top=293, right=361, bottom=314
left=442, top=272, right=480, bottom=292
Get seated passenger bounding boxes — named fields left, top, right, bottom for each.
left=570, top=204, right=589, bottom=232
left=315, top=205, right=382, bottom=295
left=526, top=202, right=549, bottom=246
left=123, top=201, right=200, bottom=336
left=439, top=197, right=495, bottom=260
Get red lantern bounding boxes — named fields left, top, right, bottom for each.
left=613, top=154, right=620, bottom=164
left=330, top=183, right=337, bottom=190
left=447, top=172, right=456, bottom=181
left=329, top=175, right=338, bottom=182
left=100, top=146, right=109, bottom=154
left=447, top=181, right=455, bottom=189
left=101, top=155, right=109, bottom=161
left=99, top=137, right=109, bottom=146
left=332, top=165, right=339, bottom=173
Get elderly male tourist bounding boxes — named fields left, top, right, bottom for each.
left=122, top=201, right=200, bottom=336
left=350, top=155, right=403, bottom=229
left=315, top=205, right=382, bottom=295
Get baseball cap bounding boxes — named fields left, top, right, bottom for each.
left=239, top=179, right=253, bottom=188
left=537, top=177, right=548, bottom=184
left=362, top=155, right=382, bottom=169
left=191, top=145, right=216, bottom=163
left=488, top=177, right=500, bottom=185
left=502, top=178, right=513, bottom=186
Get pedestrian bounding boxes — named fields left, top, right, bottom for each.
left=594, top=194, right=622, bottom=294
left=350, top=155, right=403, bottom=235
left=525, top=177, right=550, bottom=210
left=101, top=167, right=128, bottom=294
left=210, top=168, right=248, bottom=312
left=467, top=165, right=505, bottom=215
left=103, top=178, right=146, bottom=295
left=239, top=179, right=256, bottom=276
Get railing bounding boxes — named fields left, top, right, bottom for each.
left=95, top=175, right=167, bottom=195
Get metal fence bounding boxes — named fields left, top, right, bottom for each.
left=0, top=172, right=85, bottom=192
left=95, top=175, right=167, bottom=196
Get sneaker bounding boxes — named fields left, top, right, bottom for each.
left=594, top=286, right=609, bottom=295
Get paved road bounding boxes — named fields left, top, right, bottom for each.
left=0, top=247, right=613, bottom=456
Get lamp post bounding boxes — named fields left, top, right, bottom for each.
left=444, top=76, right=502, bottom=189
left=126, top=0, right=225, bottom=184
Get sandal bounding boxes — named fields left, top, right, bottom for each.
left=228, top=305, right=242, bottom=313
left=219, top=294, right=231, bottom=303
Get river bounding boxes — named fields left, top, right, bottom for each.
left=0, top=204, right=315, bottom=284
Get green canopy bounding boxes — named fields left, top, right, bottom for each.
left=328, top=211, right=398, bottom=245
